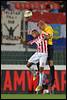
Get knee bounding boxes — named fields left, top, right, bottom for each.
left=48, top=60, right=54, bottom=67
left=39, top=67, right=44, bottom=72
left=27, top=62, right=32, bottom=68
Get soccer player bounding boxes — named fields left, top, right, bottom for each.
left=21, top=30, right=50, bottom=91
left=37, top=20, right=55, bottom=88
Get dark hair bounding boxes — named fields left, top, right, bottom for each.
left=32, top=29, right=38, bottom=32
left=32, top=30, right=39, bottom=34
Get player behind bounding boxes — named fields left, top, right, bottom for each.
left=37, top=20, right=55, bottom=88
left=21, top=29, right=50, bottom=91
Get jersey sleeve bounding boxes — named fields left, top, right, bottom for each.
left=28, top=39, right=36, bottom=45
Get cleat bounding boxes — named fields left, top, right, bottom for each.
left=35, top=85, right=42, bottom=91
left=33, top=76, right=36, bottom=81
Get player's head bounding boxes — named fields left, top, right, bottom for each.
left=37, top=20, right=47, bottom=30
left=32, top=30, right=39, bottom=38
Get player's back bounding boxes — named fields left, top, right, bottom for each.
left=43, top=25, right=53, bottom=45
left=37, top=34, right=48, bottom=53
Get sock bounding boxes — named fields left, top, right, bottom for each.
left=37, top=63, right=39, bottom=71
left=39, top=72, right=44, bottom=86
left=39, top=72, right=42, bottom=86
left=42, top=72, right=45, bottom=83
left=29, top=67, right=37, bottom=77
left=50, top=66, right=55, bottom=86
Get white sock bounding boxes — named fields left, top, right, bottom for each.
left=39, top=73, right=42, bottom=86
left=29, top=67, right=36, bottom=77
left=42, top=72, right=44, bottom=83
left=39, top=72, right=45, bottom=86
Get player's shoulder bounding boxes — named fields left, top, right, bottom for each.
left=47, top=25, right=54, bottom=33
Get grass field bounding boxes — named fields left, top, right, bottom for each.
left=1, top=94, right=66, bottom=99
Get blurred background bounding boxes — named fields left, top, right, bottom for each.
left=1, top=1, right=66, bottom=65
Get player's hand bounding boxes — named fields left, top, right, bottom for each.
left=21, top=36, right=24, bottom=40
left=20, top=36, right=25, bottom=43
left=20, top=36, right=28, bottom=45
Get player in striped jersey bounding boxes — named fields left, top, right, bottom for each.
left=21, top=30, right=50, bottom=91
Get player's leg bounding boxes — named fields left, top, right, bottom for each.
left=48, top=45, right=55, bottom=87
left=37, top=62, right=39, bottom=72
left=36, top=62, right=39, bottom=80
left=27, top=52, right=39, bottom=76
left=26, top=62, right=33, bottom=68
left=48, top=60, right=55, bottom=86
left=35, top=53, right=48, bottom=91
left=35, top=67, right=44, bottom=92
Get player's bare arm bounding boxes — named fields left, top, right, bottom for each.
left=20, top=36, right=30, bottom=45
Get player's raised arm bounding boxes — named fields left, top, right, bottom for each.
left=20, top=29, right=39, bottom=45
left=20, top=36, right=32, bottom=45
left=20, top=36, right=28, bottom=45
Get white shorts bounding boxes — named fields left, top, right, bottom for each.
left=28, top=52, right=48, bottom=67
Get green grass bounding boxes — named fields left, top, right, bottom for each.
left=1, top=94, right=66, bottom=99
